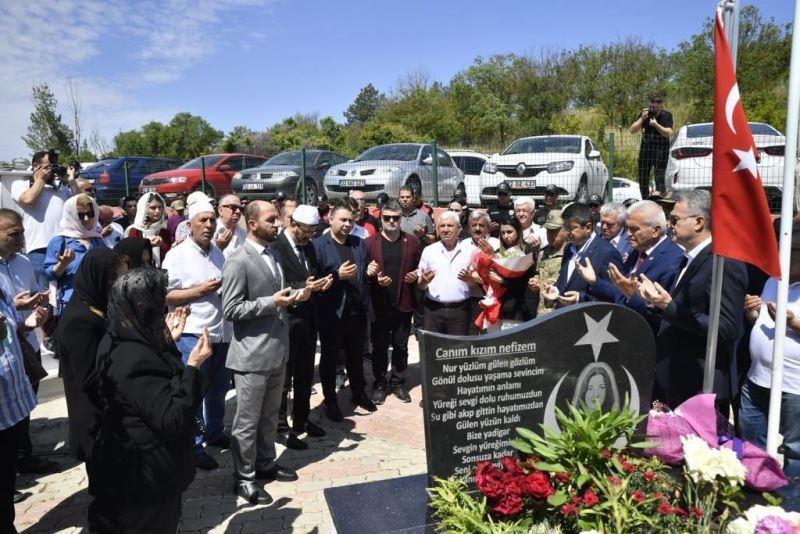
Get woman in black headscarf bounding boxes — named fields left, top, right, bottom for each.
left=88, top=269, right=212, bottom=533
left=55, top=247, right=126, bottom=462
left=114, top=237, right=153, bottom=269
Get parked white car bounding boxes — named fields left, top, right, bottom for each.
left=446, top=149, right=490, bottom=207
left=665, top=122, right=786, bottom=207
left=478, top=135, right=608, bottom=205
left=611, top=177, right=643, bottom=204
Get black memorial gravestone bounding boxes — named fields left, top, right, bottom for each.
left=419, top=302, right=656, bottom=480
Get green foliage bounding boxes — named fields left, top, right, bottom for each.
left=113, top=113, right=222, bottom=160
left=344, top=84, right=386, bottom=125
left=22, top=83, right=75, bottom=155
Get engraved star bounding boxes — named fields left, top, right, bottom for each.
left=574, top=312, right=619, bottom=361
left=732, top=147, right=759, bottom=180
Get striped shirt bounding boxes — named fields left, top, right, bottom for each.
left=0, top=293, right=36, bottom=430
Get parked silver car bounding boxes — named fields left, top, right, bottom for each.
left=323, top=143, right=465, bottom=203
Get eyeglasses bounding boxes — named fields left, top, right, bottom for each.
left=651, top=98, right=663, bottom=104
left=77, top=210, right=95, bottom=220
left=382, top=215, right=401, bottom=222
left=222, top=204, right=242, bottom=212
left=668, top=214, right=698, bottom=226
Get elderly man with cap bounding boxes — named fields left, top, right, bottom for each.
left=271, top=205, right=333, bottom=449
left=167, top=197, right=187, bottom=242
left=215, top=194, right=246, bottom=258
left=488, top=182, right=515, bottom=236
left=533, top=184, right=559, bottom=226
left=528, top=210, right=568, bottom=317
left=163, top=199, right=229, bottom=470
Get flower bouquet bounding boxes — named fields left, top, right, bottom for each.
left=471, top=247, right=534, bottom=330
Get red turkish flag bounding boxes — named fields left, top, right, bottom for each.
left=711, top=11, right=780, bottom=279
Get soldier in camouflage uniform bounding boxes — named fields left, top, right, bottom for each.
left=528, top=209, right=568, bottom=317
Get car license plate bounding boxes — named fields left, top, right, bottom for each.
left=339, top=179, right=366, bottom=188
left=242, top=183, right=264, bottom=191
left=509, top=180, right=535, bottom=190
left=141, top=186, right=156, bottom=193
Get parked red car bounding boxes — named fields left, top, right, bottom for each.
left=139, top=153, right=268, bottom=200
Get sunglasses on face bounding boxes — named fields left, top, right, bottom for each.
left=222, top=204, right=242, bottom=212
left=382, top=215, right=401, bottom=222
left=651, top=98, right=663, bottom=104
left=77, top=210, right=95, bottom=220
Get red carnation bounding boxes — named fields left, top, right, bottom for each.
left=631, top=490, right=645, bottom=502
left=657, top=501, right=672, bottom=515
left=525, top=471, right=554, bottom=499
left=491, top=491, right=523, bottom=516
left=554, top=471, right=569, bottom=483
left=608, top=475, right=622, bottom=487
left=691, top=507, right=703, bottom=519
left=571, top=494, right=582, bottom=505
left=643, top=470, right=657, bottom=482
left=475, top=461, right=505, bottom=498
left=621, top=460, right=637, bottom=473
left=672, top=506, right=687, bottom=517
left=601, top=450, right=613, bottom=458
left=651, top=491, right=663, bottom=499
left=560, top=503, right=578, bottom=516
left=582, top=489, right=599, bottom=507
left=500, top=456, right=523, bottom=476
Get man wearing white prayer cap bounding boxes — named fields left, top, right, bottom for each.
left=162, top=200, right=230, bottom=470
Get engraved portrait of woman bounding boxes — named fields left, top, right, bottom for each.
left=571, top=361, right=619, bottom=412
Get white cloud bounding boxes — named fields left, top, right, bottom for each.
left=0, top=0, right=276, bottom=159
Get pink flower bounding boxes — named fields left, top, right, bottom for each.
left=582, top=489, right=599, bottom=507
left=630, top=490, right=645, bottom=502
left=560, top=503, right=578, bottom=516
left=643, top=470, right=657, bottom=482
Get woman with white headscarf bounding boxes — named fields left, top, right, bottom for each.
left=44, top=194, right=107, bottom=315
left=123, top=192, right=172, bottom=266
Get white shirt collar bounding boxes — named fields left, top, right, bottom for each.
left=684, top=236, right=712, bottom=260
left=644, top=234, right=669, bottom=256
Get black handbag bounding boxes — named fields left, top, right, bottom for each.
left=18, top=327, right=48, bottom=383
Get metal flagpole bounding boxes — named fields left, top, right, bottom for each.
left=704, top=0, right=738, bottom=393
left=766, top=0, right=800, bottom=457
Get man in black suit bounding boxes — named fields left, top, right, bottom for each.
left=544, top=203, right=622, bottom=309
left=271, top=205, right=333, bottom=449
left=638, top=190, right=746, bottom=411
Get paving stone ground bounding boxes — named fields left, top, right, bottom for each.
left=15, top=337, right=428, bottom=534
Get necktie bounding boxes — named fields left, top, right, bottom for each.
left=296, top=244, right=308, bottom=272
left=263, top=247, right=282, bottom=286
left=672, top=256, right=690, bottom=291
left=634, top=252, right=647, bottom=273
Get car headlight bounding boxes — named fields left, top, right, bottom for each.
left=167, top=176, right=188, bottom=183
left=232, top=172, right=242, bottom=180
left=547, top=161, right=574, bottom=173
left=378, top=166, right=401, bottom=174
left=326, top=168, right=337, bottom=176
left=482, top=161, right=497, bottom=174
left=271, top=171, right=298, bottom=179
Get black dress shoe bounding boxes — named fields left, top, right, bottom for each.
left=391, top=384, right=412, bottom=403
left=16, top=455, right=58, bottom=474
left=206, top=434, right=231, bottom=449
left=324, top=400, right=343, bottom=422
left=304, top=420, right=326, bottom=437
left=371, top=386, right=387, bottom=405
left=234, top=481, right=273, bottom=504
left=284, top=433, right=308, bottom=450
left=256, top=464, right=299, bottom=482
left=195, top=451, right=219, bottom=470
left=352, top=395, right=378, bottom=412
left=14, top=490, right=31, bottom=504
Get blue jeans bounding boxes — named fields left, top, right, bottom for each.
left=176, top=335, right=230, bottom=455
left=26, top=250, right=48, bottom=293
left=739, top=379, right=800, bottom=499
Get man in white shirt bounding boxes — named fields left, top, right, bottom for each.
left=11, top=151, right=80, bottom=291
left=215, top=194, right=246, bottom=258
left=98, top=206, right=124, bottom=248
left=163, top=201, right=229, bottom=470
left=513, top=196, right=548, bottom=251
left=418, top=211, right=478, bottom=336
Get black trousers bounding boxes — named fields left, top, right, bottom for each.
left=89, top=492, right=182, bottom=534
left=0, top=421, right=21, bottom=534
left=423, top=299, right=471, bottom=336
left=637, top=144, right=669, bottom=198
left=371, top=309, right=412, bottom=387
left=278, top=315, right=317, bottom=433
left=319, top=314, right=367, bottom=402
left=18, top=353, right=41, bottom=459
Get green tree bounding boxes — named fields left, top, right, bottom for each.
left=344, top=84, right=386, bottom=125
left=159, top=113, right=223, bottom=160
left=21, top=83, right=75, bottom=155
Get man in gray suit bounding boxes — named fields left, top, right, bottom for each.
left=222, top=200, right=309, bottom=504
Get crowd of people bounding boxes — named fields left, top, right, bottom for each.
left=0, top=146, right=798, bottom=532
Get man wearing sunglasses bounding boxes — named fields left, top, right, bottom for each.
left=364, top=199, right=421, bottom=405
left=629, top=95, right=673, bottom=199
left=215, top=194, right=246, bottom=258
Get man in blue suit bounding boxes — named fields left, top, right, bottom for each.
left=599, top=202, right=634, bottom=261
left=544, top=203, right=623, bottom=309
left=577, top=200, right=684, bottom=333
left=313, top=201, right=377, bottom=422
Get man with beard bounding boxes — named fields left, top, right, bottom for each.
left=222, top=201, right=305, bottom=503
left=271, top=206, right=333, bottom=449
left=313, top=202, right=376, bottom=422
left=163, top=201, right=229, bottom=470
left=115, top=196, right=138, bottom=230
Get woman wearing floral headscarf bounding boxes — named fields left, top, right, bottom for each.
left=123, top=193, right=172, bottom=266
left=44, top=193, right=107, bottom=315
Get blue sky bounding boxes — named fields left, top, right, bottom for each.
left=0, top=0, right=793, bottom=159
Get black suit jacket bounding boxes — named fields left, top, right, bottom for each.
left=271, top=231, right=320, bottom=322
left=312, top=233, right=374, bottom=324
left=555, top=235, right=623, bottom=308
left=654, top=243, right=747, bottom=407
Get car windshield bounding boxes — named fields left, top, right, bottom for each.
left=92, top=159, right=119, bottom=169
left=687, top=123, right=781, bottom=138
left=503, top=137, right=581, bottom=155
left=355, top=145, right=419, bottom=162
left=265, top=152, right=302, bottom=166
left=179, top=155, right=224, bottom=169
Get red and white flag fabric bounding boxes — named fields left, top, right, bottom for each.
left=711, top=11, right=781, bottom=279
left=472, top=251, right=534, bottom=330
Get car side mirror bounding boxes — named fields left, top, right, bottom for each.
left=588, top=150, right=601, bottom=159
left=219, top=164, right=232, bottom=172
left=421, top=155, right=433, bottom=165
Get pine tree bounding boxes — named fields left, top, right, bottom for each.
left=21, top=83, right=75, bottom=155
